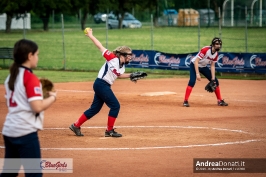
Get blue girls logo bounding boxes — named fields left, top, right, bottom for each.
left=216, top=54, right=224, bottom=68
left=250, top=55, right=257, bottom=69
left=154, top=52, right=161, bottom=65
left=185, top=54, right=192, bottom=67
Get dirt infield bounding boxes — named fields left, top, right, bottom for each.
left=0, top=78, right=266, bottom=177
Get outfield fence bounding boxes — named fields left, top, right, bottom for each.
left=0, top=11, right=266, bottom=72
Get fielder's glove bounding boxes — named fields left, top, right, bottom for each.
left=205, top=80, right=217, bottom=93
left=40, top=78, right=55, bottom=98
left=130, top=71, right=148, bottom=83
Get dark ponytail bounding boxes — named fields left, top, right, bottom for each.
left=8, top=39, right=38, bottom=91
left=8, top=63, right=20, bottom=91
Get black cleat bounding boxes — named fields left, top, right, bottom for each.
left=183, top=100, right=190, bottom=107
left=105, top=129, right=122, bottom=137
left=69, top=124, right=84, bottom=136
left=218, top=99, right=228, bottom=106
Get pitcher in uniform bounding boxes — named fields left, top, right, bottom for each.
left=69, top=28, right=133, bottom=137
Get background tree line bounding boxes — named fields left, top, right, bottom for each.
left=0, top=0, right=258, bottom=32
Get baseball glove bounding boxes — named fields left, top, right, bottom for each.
left=130, top=71, right=148, bottom=82
left=40, top=78, right=55, bottom=98
left=205, top=80, right=217, bottom=93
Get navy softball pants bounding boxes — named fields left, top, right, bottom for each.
left=84, top=78, right=120, bottom=118
left=188, top=62, right=219, bottom=87
left=0, top=132, right=42, bottom=177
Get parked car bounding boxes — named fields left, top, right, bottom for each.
left=108, top=12, right=142, bottom=29
left=93, top=12, right=105, bottom=24
left=159, top=9, right=178, bottom=26
left=197, top=9, right=215, bottom=26
left=93, top=12, right=142, bottom=29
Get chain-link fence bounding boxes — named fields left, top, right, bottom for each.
left=1, top=6, right=265, bottom=71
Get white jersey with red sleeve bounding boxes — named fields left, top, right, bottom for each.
left=191, top=46, right=218, bottom=67
left=3, top=67, right=44, bottom=137
left=97, top=49, right=125, bottom=85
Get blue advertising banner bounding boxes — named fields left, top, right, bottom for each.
left=127, top=50, right=266, bottom=73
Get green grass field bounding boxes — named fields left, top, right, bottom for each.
left=0, top=26, right=266, bottom=83
left=0, top=68, right=265, bottom=84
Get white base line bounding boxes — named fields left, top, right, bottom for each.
left=57, top=90, right=266, bottom=103
left=45, top=126, right=251, bottom=134
left=0, top=140, right=260, bottom=151
left=0, top=126, right=259, bottom=151
left=229, top=99, right=265, bottom=103
left=1, top=140, right=258, bottom=151
left=57, top=89, right=93, bottom=93
left=42, top=126, right=260, bottom=150
left=38, top=139, right=259, bottom=151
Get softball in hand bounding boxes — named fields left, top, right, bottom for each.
left=84, top=27, right=90, bottom=35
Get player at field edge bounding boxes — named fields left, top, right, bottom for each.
left=69, top=27, right=133, bottom=137
left=1, top=39, right=57, bottom=177
left=183, top=37, right=228, bottom=107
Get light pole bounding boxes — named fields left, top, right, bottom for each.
left=222, top=0, right=230, bottom=26
left=251, top=0, right=262, bottom=27
left=207, top=0, right=210, bottom=26
left=251, top=0, right=258, bottom=25
left=231, top=0, right=234, bottom=26
left=222, top=0, right=234, bottom=26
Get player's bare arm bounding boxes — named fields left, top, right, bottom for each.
left=86, top=28, right=106, bottom=53
left=30, top=95, right=56, bottom=113
left=118, top=73, right=131, bottom=79
left=194, top=57, right=201, bottom=81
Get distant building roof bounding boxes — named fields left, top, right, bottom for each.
left=164, top=9, right=178, bottom=15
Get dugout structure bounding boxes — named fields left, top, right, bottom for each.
left=0, top=47, right=13, bottom=66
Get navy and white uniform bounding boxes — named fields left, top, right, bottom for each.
left=84, top=49, right=124, bottom=119
left=3, top=67, right=44, bottom=137
left=1, top=66, right=43, bottom=176
left=191, top=46, right=218, bottom=67
left=188, top=46, right=219, bottom=87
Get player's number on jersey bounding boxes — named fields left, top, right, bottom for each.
left=9, top=91, right=17, bottom=107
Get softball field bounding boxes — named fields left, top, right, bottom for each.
left=0, top=78, right=266, bottom=177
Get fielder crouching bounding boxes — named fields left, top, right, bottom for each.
left=183, top=37, right=228, bottom=107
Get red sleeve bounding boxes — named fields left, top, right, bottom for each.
left=103, top=50, right=116, bottom=61
left=23, top=70, right=42, bottom=99
left=198, top=46, right=209, bottom=59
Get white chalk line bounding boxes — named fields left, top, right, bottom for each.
left=0, top=126, right=259, bottom=151
left=45, top=125, right=250, bottom=134
left=228, top=99, right=265, bottom=103
left=30, top=126, right=260, bottom=151
left=37, top=140, right=258, bottom=151
left=57, top=89, right=266, bottom=103
left=0, top=139, right=259, bottom=151
left=57, top=89, right=93, bottom=93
